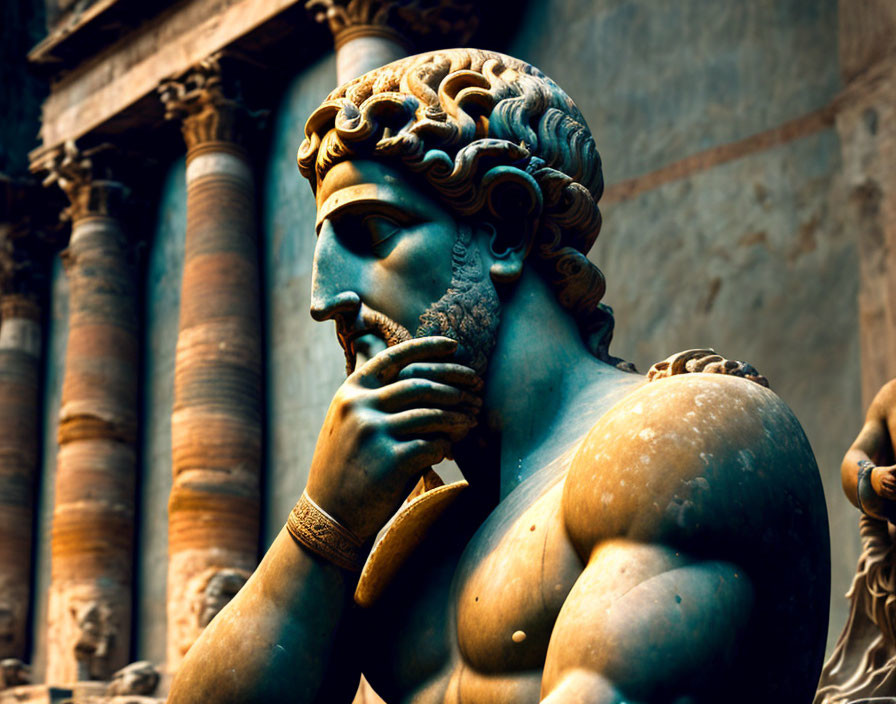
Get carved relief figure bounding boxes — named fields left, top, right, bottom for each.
left=72, top=599, right=116, bottom=681
left=817, top=379, right=896, bottom=703
left=175, top=568, right=250, bottom=658
left=169, top=49, right=830, bottom=703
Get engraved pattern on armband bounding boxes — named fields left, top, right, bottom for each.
left=286, top=492, right=367, bottom=572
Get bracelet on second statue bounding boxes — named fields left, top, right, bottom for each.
left=857, top=459, right=876, bottom=517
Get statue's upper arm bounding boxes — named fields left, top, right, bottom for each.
left=540, top=540, right=753, bottom=702
left=853, top=380, right=896, bottom=460
left=548, top=374, right=810, bottom=700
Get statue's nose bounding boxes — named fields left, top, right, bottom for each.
left=310, top=290, right=361, bottom=321
left=310, top=221, right=363, bottom=321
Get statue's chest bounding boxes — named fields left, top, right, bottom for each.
left=451, top=480, right=582, bottom=676
left=364, top=479, right=583, bottom=703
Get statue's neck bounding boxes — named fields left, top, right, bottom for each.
left=459, top=268, right=643, bottom=499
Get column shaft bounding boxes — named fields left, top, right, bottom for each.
left=167, top=139, right=261, bottom=668
left=336, top=30, right=407, bottom=83
left=0, top=295, right=42, bottom=660
left=47, top=210, right=138, bottom=684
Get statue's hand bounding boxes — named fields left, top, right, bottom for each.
left=871, top=465, right=896, bottom=501
left=306, top=336, right=481, bottom=541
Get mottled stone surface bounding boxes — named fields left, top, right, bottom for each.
left=835, top=59, right=896, bottom=410
left=135, top=159, right=186, bottom=668
left=509, top=0, right=840, bottom=183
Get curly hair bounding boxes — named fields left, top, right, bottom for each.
left=298, top=48, right=631, bottom=369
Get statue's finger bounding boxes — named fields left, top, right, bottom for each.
left=394, top=437, right=453, bottom=469
left=397, top=362, right=483, bottom=390
left=377, top=378, right=482, bottom=412
left=357, top=337, right=458, bottom=386
left=387, top=408, right=477, bottom=442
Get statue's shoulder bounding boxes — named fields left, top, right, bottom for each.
left=563, top=350, right=820, bottom=556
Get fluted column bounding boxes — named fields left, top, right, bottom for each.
left=0, top=274, right=42, bottom=662
left=38, top=144, right=139, bottom=684
left=159, top=55, right=262, bottom=670
left=306, top=0, right=478, bottom=83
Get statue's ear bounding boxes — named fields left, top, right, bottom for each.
left=482, top=221, right=527, bottom=284
left=478, top=168, right=542, bottom=284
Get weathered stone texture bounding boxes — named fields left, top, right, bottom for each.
left=834, top=60, right=896, bottom=410
left=509, top=0, right=840, bottom=184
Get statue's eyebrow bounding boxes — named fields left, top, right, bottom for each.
left=315, top=183, right=423, bottom=234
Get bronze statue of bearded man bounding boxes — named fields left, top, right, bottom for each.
left=169, top=48, right=830, bottom=704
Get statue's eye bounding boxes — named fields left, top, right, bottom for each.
left=363, top=215, right=401, bottom=249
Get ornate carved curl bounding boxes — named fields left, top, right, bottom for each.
left=297, top=49, right=629, bottom=368
left=646, top=349, right=770, bottom=388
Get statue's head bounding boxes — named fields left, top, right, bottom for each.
left=299, top=48, right=624, bottom=374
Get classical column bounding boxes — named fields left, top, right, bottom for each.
left=305, top=0, right=478, bottom=83
left=834, top=0, right=896, bottom=408
left=0, top=202, right=43, bottom=662
left=159, top=55, right=262, bottom=671
left=38, top=143, right=139, bottom=684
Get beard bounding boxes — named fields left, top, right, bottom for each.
left=338, top=225, right=501, bottom=377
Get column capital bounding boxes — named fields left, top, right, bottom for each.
left=159, top=54, right=261, bottom=155
left=305, top=0, right=478, bottom=52
left=31, top=141, right=129, bottom=223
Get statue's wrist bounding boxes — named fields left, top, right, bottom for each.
left=286, top=491, right=370, bottom=572
left=857, top=460, right=896, bottom=522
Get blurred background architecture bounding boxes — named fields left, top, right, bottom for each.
left=0, top=0, right=894, bottom=701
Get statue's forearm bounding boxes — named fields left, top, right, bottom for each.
left=842, top=447, right=871, bottom=510
left=168, top=527, right=361, bottom=704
